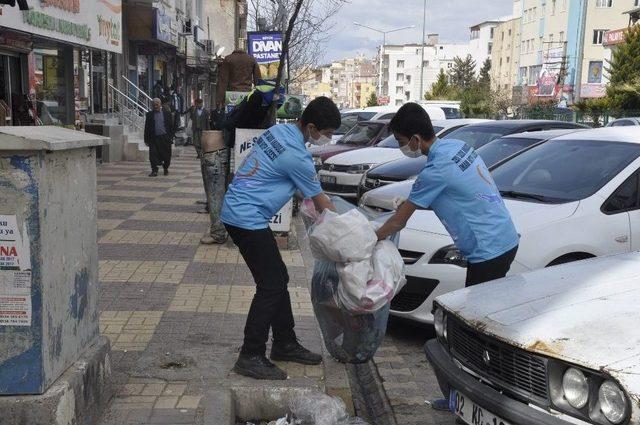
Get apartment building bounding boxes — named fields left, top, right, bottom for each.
left=382, top=35, right=471, bottom=106
left=469, top=21, right=503, bottom=74
left=513, top=0, right=632, bottom=104
left=491, top=16, right=522, bottom=92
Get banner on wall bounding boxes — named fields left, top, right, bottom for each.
left=247, top=31, right=283, bottom=82
left=0, top=0, right=123, bottom=53
left=536, top=46, right=565, bottom=98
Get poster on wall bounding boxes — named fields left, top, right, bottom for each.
left=588, top=61, right=603, bottom=84
left=247, top=31, right=283, bottom=82
left=0, top=0, right=123, bottom=53
left=0, top=215, right=32, bottom=326
left=536, top=46, right=565, bottom=98
left=234, top=129, right=293, bottom=233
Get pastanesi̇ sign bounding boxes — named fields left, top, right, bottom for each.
left=248, top=31, right=283, bottom=82
left=0, top=0, right=122, bottom=53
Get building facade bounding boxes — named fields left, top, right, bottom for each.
left=0, top=0, right=123, bottom=126
left=491, top=17, right=522, bottom=93
left=382, top=36, right=471, bottom=106
left=469, top=21, right=503, bottom=74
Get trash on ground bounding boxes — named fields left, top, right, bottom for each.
left=267, top=392, right=370, bottom=425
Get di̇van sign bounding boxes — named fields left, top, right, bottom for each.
left=0, top=0, right=122, bottom=53
left=248, top=31, right=283, bottom=82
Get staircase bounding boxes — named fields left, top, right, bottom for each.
left=108, top=76, right=150, bottom=162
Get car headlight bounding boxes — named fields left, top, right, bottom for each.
left=434, top=307, right=447, bottom=341
left=599, top=381, right=628, bottom=424
left=429, top=245, right=467, bottom=267
left=562, top=368, right=589, bottom=409
left=313, top=156, right=323, bottom=166
left=347, top=164, right=372, bottom=174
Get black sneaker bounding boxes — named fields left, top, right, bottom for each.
left=163, top=168, right=169, bottom=175
left=149, top=171, right=158, bottom=177
left=233, top=354, right=287, bottom=380
left=270, top=341, right=322, bottom=365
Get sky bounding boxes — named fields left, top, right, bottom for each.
left=320, top=0, right=514, bottom=63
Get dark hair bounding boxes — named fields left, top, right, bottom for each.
left=195, top=98, right=204, bottom=104
left=390, top=103, right=435, bottom=140
left=301, top=96, right=341, bottom=131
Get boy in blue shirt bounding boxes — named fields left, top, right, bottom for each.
left=221, top=97, right=339, bottom=380
left=376, top=102, right=519, bottom=410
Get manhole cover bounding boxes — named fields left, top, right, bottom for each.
left=160, top=361, right=186, bottom=369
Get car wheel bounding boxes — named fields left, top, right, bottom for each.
left=546, top=253, right=595, bottom=267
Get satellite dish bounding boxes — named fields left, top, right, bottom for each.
left=216, top=47, right=226, bottom=57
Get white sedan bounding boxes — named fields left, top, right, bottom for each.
left=388, top=127, right=640, bottom=324
left=427, top=252, right=640, bottom=425
left=319, top=119, right=491, bottom=198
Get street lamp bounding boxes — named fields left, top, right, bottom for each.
left=353, top=21, right=415, bottom=100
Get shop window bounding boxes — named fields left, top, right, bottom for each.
left=33, top=47, right=72, bottom=126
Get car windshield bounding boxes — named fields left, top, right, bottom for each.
left=493, top=139, right=640, bottom=203
left=477, top=136, right=544, bottom=168
left=335, top=112, right=377, bottom=135
left=442, top=125, right=510, bottom=148
left=441, top=107, right=462, bottom=119
left=377, top=135, right=399, bottom=148
left=339, top=122, right=384, bottom=145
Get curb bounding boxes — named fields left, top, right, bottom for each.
left=347, top=361, right=398, bottom=425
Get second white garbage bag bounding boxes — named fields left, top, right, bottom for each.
left=337, top=241, right=406, bottom=313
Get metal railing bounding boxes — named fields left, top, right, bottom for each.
left=108, top=83, right=149, bottom=134
left=121, top=75, right=153, bottom=111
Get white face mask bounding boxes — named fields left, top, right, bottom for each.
left=400, top=138, right=422, bottom=158
left=307, top=127, right=332, bottom=146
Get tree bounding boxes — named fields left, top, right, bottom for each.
left=606, top=25, right=640, bottom=110
left=448, top=55, right=477, bottom=90
left=425, top=69, right=452, bottom=100
left=366, top=92, right=378, bottom=107
left=478, top=58, right=492, bottom=88
left=248, top=0, right=348, bottom=85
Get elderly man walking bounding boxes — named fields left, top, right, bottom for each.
left=144, top=98, right=175, bottom=177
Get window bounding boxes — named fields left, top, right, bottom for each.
left=507, top=56, right=510, bottom=64
left=405, top=91, right=411, bottom=100
left=396, top=73, right=404, bottom=82
left=397, top=60, right=405, bottom=69
left=603, top=171, right=639, bottom=214
left=519, top=67, right=528, bottom=85
left=540, top=36, right=544, bottom=50
left=488, top=42, right=493, bottom=55
left=490, top=27, right=495, bottom=39
left=471, top=29, right=480, bottom=39
left=423, top=60, right=429, bottom=68
left=396, top=86, right=404, bottom=95
left=528, top=65, right=542, bottom=85
left=551, top=0, right=556, bottom=14
left=562, top=0, right=567, bottom=10
left=596, top=0, right=613, bottom=7
left=447, top=62, right=453, bottom=69
left=500, top=58, right=503, bottom=67
left=612, top=120, right=634, bottom=127
left=508, top=29, right=512, bottom=36
left=636, top=0, right=640, bottom=6
left=593, top=29, right=607, bottom=45
left=395, top=99, right=403, bottom=106
left=559, top=31, right=565, bottom=42
left=502, top=31, right=505, bottom=41
left=406, top=75, right=411, bottom=84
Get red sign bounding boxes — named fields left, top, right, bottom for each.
left=604, top=28, right=627, bottom=46
left=378, top=96, right=389, bottom=105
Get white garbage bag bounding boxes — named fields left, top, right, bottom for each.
left=309, top=209, right=377, bottom=263
left=337, top=241, right=406, bottom=313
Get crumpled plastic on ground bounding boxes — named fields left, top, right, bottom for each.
left=301, top=197, right=405, bottom=363
left=267, top=393, right=369, bottom=425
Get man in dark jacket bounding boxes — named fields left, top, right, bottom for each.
left=216, top=50, right=262, bottom=109
left=144, top=98, right=174, bottom=177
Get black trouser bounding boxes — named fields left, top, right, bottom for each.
left=465, top=245, right=519, bottom=287
left=225, top=224, right=297, bottom=356
left=149, top=135, right=172, bottom=172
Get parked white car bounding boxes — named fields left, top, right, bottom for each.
left=388, top=127, right=640, bottom=324
left=319, top=119, right=489, bottom=199
left=427, top=251, right=640, bottom=425
left=606, top=117, right=640, bottom=127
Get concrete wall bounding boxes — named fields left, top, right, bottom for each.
left=205, top=0, right=237, bottom=56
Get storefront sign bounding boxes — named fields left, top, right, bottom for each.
left=604, top=28, right=627, bottom=46
left=0, top=32, right=32, bottom=51
left=580, top=84, right=606, bottom=98
left=153, top=7, right=177, bottom=46
left=0, top=215, right=32, bottom=327
left=0, top=0, right=122, bottom=53
left=248, top=31, right=283, bottom=82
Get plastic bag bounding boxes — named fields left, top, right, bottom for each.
left=337, top=241, right=406, bottom=313
left=289, top=392, right=370, bottom=425
left=309, top=209, right=377, bottom=263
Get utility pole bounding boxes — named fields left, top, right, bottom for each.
left=419, top=0, right=427, bottom=101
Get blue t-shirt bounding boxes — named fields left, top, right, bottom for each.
left=221, top=124, right=322, bottom=230
left=408, top=138, right=519, bottom=263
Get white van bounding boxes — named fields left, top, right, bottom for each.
left=417, top=100, right=462, bottom=119
left=362, top=104, right=447, bottom=121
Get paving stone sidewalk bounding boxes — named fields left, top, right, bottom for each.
left=96, top=153, right=352, bottom=425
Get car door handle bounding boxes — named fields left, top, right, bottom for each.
left=615, top=235, right=629, bottom=243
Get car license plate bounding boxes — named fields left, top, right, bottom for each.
left=450, top=389, right=511, bottom=425
left=320, top=175, right=336, bottom=184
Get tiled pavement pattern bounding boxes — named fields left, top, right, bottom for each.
left=96, top=155, right=335, bottom=425
left=374, top=319, right=457, bottom=425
